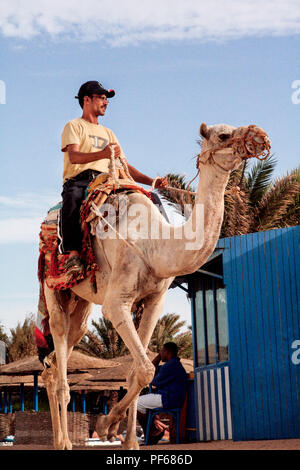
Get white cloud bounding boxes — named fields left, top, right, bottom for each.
left=0, top=191, right=60, bottom=244
left=0, top=217, right=42, bottom=244
left=0, top=0, right=300, bottom=45
left=0, top=192, right=59, bottom=211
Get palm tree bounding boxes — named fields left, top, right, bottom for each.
left=77, top=317, right=128, bottom=359
left=77, top=312, right=193, bottom=359
left=221, top=156, right=300, bottom=236
left=8, top=314, right=37, bottom=362
left=174, top=326, right=193, bottom=359
left=149, top=313, right=192, bottom=358
left=75, top=329, right=106, bottom=358
left=0, top=322, right=9, bottom=344
left=160, top=173, right=195, bottom=215
left=162, top=158, right=300, bottom=238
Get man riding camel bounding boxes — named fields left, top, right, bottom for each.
left=59, top=80, right=168, bottom=274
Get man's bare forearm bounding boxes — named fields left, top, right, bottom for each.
left=67, top=143, right=121, bottom=164
left=68, top=149, right=108, bottom=164
left=127, top=163, right=153, bottom=186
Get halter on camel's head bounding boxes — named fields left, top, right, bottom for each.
left=197, top=123, right=271, bottom=170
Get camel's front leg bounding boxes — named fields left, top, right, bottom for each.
left=95, top=298, right=155, bottom=448
left=96, top=289, right=168, bottom=449
left=123, top=293, right=168, bottom=449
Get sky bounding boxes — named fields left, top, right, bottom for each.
left=0, top=0, right=299, bottom=335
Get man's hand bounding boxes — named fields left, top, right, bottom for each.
left=102, top=143, right=121, bottom=160
left=152, top=353, right=161, bottom=367
left=154, top=177, right=168, bottom=189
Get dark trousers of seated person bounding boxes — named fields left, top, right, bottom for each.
left=59, top=170, right=100, bottom=254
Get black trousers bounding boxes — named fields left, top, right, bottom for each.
left=59, top=170, right=101, bottom=254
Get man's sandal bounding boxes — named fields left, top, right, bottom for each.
left=65, top=255, right=84, bottom=274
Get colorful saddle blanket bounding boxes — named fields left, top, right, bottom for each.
left=38, top=174, right=154, bottom=292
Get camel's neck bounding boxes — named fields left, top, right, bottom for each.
left=152, top=163, right=230, bottom=278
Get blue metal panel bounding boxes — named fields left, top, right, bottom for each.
left=222, top=226, right=300, bottom=440
left=222, top=236, right=247, bottom=439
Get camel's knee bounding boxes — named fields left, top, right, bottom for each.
left=57, top=385, right=70, bottom=405
left=128, top=361, right=155, bottom=389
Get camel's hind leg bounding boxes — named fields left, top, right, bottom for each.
left=43, top=284, right=92, bottom=450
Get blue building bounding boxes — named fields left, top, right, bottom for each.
left=179, top=225, right=300, bottom=441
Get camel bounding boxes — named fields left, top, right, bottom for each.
left=41, top=122, right=270, bottom=450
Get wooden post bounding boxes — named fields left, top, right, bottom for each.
left=20, top=383, right=25, bottom=412
left=71, top=392, right=75, bottom=412
left=3, top=389, right=7, bottom=414
left=8, top=392, right=12, bottom=413
left=103, top=396, right=108, bottom=415
left=81, top=390, right=86, bottom=414
left=33, top=373, right=38, bottom=411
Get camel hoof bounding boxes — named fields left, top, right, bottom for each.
left=123, top=440, right=139, bottom=450
left=64, top=438, right=73, bottom=450
left=53, top=433, right=64, bottom=450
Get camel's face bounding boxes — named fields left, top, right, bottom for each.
left=200, top=123, right=243, bottom=172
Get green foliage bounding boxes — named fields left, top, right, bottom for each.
left=160, top=173, right=195, bottom=215
left=0, top=321, right=9, bottom=344
left=245, top=155, right=278, bottom=206
left=7, top=314, right=37, bottom=362
left=77, top=313, right=193, bottom=360
left=77, top=317, right=128, bottom=359
left=221, top=158, right=300, bottom=237
left=149, top=313, right=193, bottom=359
left=162, top=159, right=300, bottom=237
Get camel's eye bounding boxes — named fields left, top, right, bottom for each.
left=219, top=133, right=230, bottom=141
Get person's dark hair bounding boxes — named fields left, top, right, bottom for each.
left=78, top=93, right=92, bottom=109
left=163, top=342, right=178, bottom=357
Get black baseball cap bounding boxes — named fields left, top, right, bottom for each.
left=75, top=81, right=115, bottom=101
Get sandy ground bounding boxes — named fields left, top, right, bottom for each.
left=1, top=439, right=299, bottom=451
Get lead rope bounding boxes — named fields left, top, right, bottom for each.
left=90, top=201, right=154, bottom=274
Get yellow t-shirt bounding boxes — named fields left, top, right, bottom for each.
left=61, top=117, right=125, bottom=183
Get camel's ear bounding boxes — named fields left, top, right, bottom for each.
left=200, top=122, right=211, bottom=140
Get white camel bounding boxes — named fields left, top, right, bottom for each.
left=41, top=122, right=270, bottom=450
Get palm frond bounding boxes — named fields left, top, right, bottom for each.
left=254, top=170, right=300, bottom=231
left=245, top=154, right=277, bottom=206
left=160, top=173, right=195, bottom=215
left=268, top=167, right=300, bottom=228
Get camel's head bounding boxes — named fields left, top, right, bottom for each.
left=199, top=122, right=271, bottom=172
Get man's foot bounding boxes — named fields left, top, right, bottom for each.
left=65, top=255, right=84, bottom=274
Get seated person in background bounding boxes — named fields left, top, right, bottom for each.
left=137, top=342, right=188, bottom=444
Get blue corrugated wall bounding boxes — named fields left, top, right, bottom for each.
left=220, top=226, right=300, bottom=440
